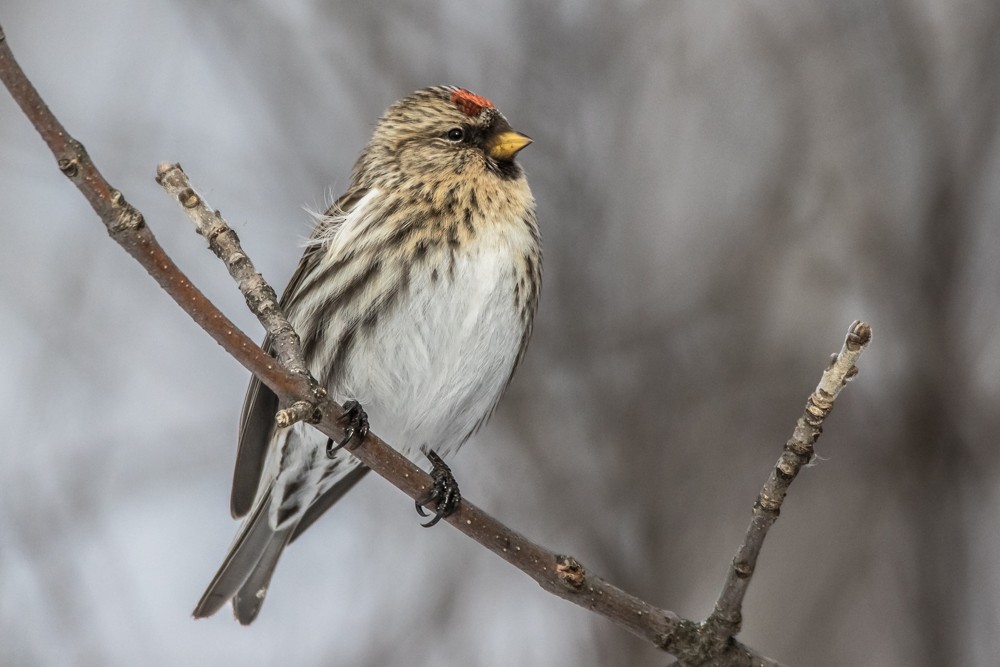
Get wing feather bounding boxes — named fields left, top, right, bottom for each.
left=229, top=187, right=370, bottom=518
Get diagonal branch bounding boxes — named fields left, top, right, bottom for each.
left=668, top=321, right=873, bottom=665
left=0, top=24, right=309, bottom=412
left=153, top=162, right=325, bottom=427
left=154, top=162, right=315, bottom=382
left=707, top=321, right=872, bottom=638
left=1, top=23, right=871, bottom=666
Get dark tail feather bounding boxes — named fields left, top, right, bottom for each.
left=232, top=527, right=291, bottom=624
left=193, top=485, right=290, bottom=622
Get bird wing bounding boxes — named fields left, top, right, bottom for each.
left=229, top=186, right=370, bottom=519
left=230, top=355, right=280, bottom=518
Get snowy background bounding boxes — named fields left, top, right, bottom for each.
left=2, top=1, right=1000, bottom=665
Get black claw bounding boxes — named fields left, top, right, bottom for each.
left=327, top=400, right=369, bottom=458
left=415, top=449, right=461, bottom=527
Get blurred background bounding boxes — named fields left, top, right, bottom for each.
left=2, top=1, right=998, bottom=665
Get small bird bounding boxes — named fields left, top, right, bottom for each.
left=193, top=86, right=541, bottom=624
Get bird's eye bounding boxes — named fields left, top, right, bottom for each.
left=447, top=127, right=465, bottom=142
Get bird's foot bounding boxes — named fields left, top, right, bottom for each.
left=415, top=449, right=461, bottom=527
left=326, top=400, right=369, bottom=458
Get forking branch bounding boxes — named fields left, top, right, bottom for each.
left=0, top=23, right=870, bottom=666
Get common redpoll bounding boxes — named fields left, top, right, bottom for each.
left=193, top=86, right=540, bottom=624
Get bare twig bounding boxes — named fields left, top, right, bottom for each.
left=708, top=321, right=871, bottom=633
left=154, top=163, right=322, bottom=419
left=1, top=23, right=871, bottom=666
left=667, top=321, right=873, bottom=666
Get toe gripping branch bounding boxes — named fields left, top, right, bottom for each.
left=326, top=400, right=369, bottom=458
left=415, top=449, right=461, bottom=528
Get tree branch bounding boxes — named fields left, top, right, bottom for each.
left=707, top=321, right=872, bottom=636
left=1, top=23, right=871, bottom=666
left=0, top=24, right=308, bottom=412
left=154, top=162, right=325, bottom=426
left=673, top=321, right=873, bottom=665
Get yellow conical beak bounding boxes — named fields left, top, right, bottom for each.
left=487, top=131, right=533, bottom=161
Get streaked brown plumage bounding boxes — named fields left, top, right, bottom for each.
left=193, top=86, right=540, bottom=623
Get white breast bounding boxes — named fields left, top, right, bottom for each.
left=266, top=186, right=535, bottom=530
left=337, top=221, right=526, bottom=459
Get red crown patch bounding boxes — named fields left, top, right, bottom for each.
left=450, top=89, right=494, bottom=117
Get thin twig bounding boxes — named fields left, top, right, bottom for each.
left=693, top=321, right=872, bottom=663
left=709, top=321, right=871, bottom=632
left=155, top=163, right=325, bottom=426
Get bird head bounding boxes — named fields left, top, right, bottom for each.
left=356, top=86, right=533, bottom=186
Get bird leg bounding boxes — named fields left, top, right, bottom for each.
left=326, top=400, right=369, bottom=458
left=415, top=449, right=461, bottom=527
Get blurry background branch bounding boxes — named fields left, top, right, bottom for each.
left=0, top=20, right=871, bottom=667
